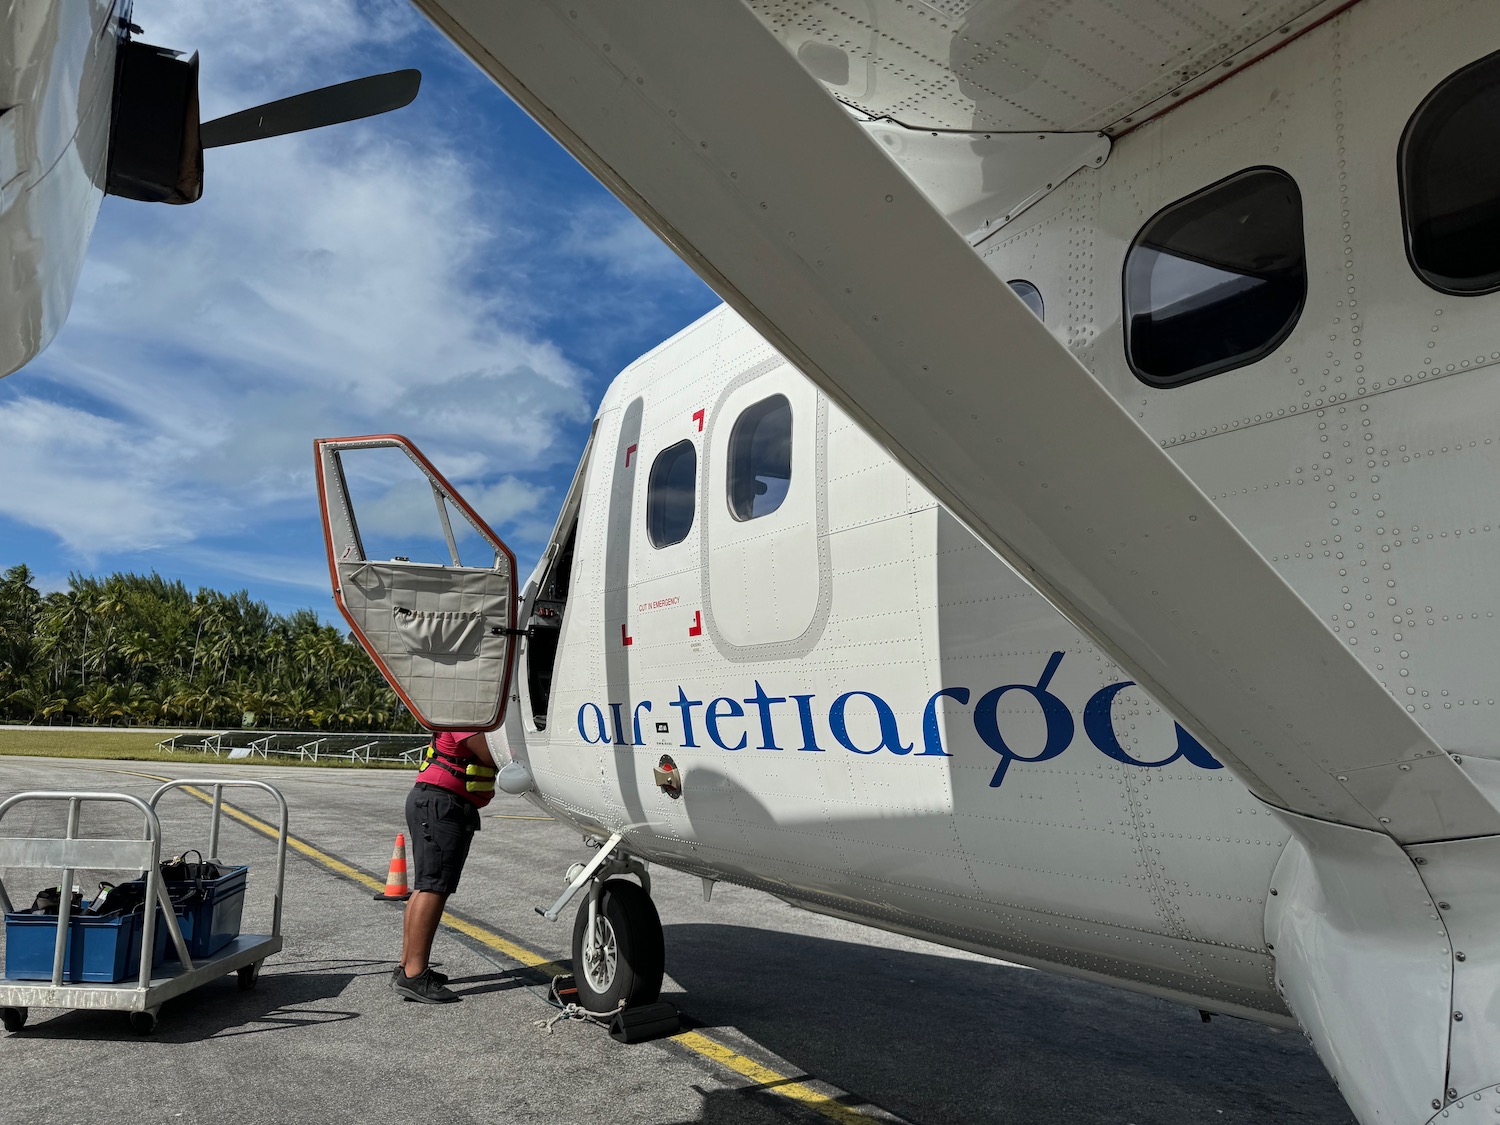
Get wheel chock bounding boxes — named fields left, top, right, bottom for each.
left=608, top=1001, right=680, bottom=1043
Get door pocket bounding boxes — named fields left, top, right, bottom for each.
left=394, top=608, right=483, bottom=656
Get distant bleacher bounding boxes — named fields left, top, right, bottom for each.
left=157, top=728, right=428, bottom=765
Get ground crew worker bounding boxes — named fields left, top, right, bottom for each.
left=392, top=729, right=496, bottom=1003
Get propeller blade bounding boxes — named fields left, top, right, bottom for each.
left=199, top=68, right=420, bottom=148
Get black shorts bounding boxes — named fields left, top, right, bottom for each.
left=406, top=784, right=482, bottom=896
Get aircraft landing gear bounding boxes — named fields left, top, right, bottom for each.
left=572, top=878, right=664, bottom=1012
left=538, top=834, right=665, bottom=1013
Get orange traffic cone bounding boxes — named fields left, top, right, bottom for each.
left=374, top=833, right=412, bottom=901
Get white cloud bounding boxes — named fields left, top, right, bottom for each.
left=10, top=2, right=595, bottom=562
left=2, top=0, right=715, bottom=606
left=174, top=546, right=334, bottom=594
left=0, top=394, right=219, bottom=554
left=356, top=474, right=544, bottom=539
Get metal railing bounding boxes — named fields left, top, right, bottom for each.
left=155, top=728, right=427, bottom=765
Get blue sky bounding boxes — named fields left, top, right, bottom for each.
left=0, top=0, right=718, bottom=616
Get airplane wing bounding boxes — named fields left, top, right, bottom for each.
left=410, top=0, right=1497, bottom=846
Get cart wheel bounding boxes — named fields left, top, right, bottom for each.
left=238, top=961, right=262, bottom=991
left=128, top=1010, right=157, bottom=1036
left=0, top=1007, right=26, bottom=1032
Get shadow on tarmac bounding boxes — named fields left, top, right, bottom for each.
left=9, top=959, right=375, bottom=1043
left=661, top=923, right=1355, bottom=1125
left=661, top=1083, right=852, bottom=1125
left=448, top=967, right=544, bottom=999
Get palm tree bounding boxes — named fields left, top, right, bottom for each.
left=40, top=590, right=90, bottom=688
left=123, top=683, right=159, bottom=725
left=279, top=683, right=318, bottom=729
left=117, top=631, right=155, bottom=681
left=77, top=683, right=128, bottom=726
left=8, top=682, right=69, bottom=724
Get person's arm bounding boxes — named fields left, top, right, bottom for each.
left=460, top=731, right=495, bottom=768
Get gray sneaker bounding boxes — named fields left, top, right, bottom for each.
left=392, top=967, right=460, bottom=1004
left=391, top=964, right=448, bottom=986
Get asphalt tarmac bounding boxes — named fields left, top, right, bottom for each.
left=0, top=755, right=1354, bottom=1125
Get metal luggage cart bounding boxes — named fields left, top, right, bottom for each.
left=0, top=779, right=288, bottom=1035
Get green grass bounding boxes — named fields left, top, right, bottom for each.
left=0, top=729, right=415, bottom=770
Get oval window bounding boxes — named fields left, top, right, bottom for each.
left=727, top=394, right=792, bottom=521
left=1008, top=279, right=1045, bottom=321
left=1124, top=168, right=1307, bottom=387
left=1400, top=49, right=1500, bottom=295
left=646, top=440, right=697, bottom=548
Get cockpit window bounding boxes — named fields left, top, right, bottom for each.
left=647, top=440, right=697, bottom=548
left=1008, top=279, right=1045, bottom=321
left=1124, top=168, right=1306, bottom=387
left=1401, top=49, right=1500, bottom=295
left=727, top=394, right=792, bottom=521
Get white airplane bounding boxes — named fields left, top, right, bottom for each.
left=315, top=2, right=1500, bottom=1121
left=10, top=1, right=1500, bottom=1122
left=0, top=0, right=419, bottom=381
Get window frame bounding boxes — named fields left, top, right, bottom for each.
left=645, top=438, right=698, bottom=549
left=726, top=393, right=793, bottom=522
left=1398, top=49, right=1500, bottom=297
left=1122, top=165, right=1308, bottom=389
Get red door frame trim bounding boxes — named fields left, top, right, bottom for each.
left=313, top=434, right=519, bottom=733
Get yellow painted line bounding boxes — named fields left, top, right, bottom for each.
left=181, top=787, right=386, bottom=894
left=437, top=913, right=567, bottom=974
left=167, top=784, right=567, bottom=973
left=489, top=814, right=554, bottom=821
left=672, top=1030, right=879, bottom=1123
left=78, top=768, right=557, bottom=967
left=39, top=762, right=883, bottom=1121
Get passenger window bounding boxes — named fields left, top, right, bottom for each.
left=1124, top=168, right=1306, bottom=387
left=1401, top=50, right=1500, bottom=295
left=647, top=440, right=697, bottom=547
left=1008, top=279, right=1045, bottom=321
left=727, top=394, right=792, bottom=521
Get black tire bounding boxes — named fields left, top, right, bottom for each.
left=128, top=1010, right=157, bottom=1036
left=571, top=878, right=664, bottom=1013
left=237, top=962, right=261, bottom=991
left=1, top=1007, right=26, bottom=1032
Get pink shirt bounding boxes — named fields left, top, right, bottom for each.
left=417, top=730, right=493, bottom=808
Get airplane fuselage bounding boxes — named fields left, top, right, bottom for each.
left=509, top=304, right=1295, bottom=1022
left=499, top=0, right=1500, bottom=1032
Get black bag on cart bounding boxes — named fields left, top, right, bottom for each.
left=85, top=879, right=147, bottom=918
left=158, top=850, right=222, bottom=907
left=23, top=886, right=83, bottom=916
left=83, top=851, right=224, bottom=918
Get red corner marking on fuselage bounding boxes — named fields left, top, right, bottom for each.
left=688, top=610, right=703, bottom=637
left=625, top=443, right=637, bottom=467
left=621, top=623, right=633, bottom=647
left=692, top=409, right=705, bottom=432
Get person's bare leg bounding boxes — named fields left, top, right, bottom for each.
left=398, top=901, right=410, bottom=970
left=401, top=890, right=448, bottom=977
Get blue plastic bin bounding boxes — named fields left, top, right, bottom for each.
left=168, top=866, right=248, bottom=959
left=4, top=905, right=170, bottom=982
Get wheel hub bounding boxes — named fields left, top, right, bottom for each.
left=581, top=916, right=618, bottom=992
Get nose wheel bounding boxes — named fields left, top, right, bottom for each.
left=571, top=878, right=664, bottom=1013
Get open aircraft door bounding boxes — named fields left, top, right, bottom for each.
left=314, top=435, right=518, bottom=731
